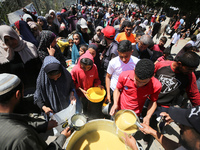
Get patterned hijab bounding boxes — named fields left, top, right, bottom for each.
left=37, top=30, right=56, bottom=59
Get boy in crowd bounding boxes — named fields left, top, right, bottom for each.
left=151, top=36, right=167, bottom=53
left=154, top=48, right=174, bottom=64
left=110, top=59, right=162, bottom=125
left=105, top=40, right=139, bottom=110
left=79, top=44, right=88, bottom=57
left=71, top=51, right=103, bottom=119
left=116, top=20, right=136, bottom=44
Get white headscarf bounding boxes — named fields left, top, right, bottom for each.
left=0, top=25, right=38, bottom=64
left=23, top=14, right=33, bottom=22
left=49, top=9, right=60, bottom=27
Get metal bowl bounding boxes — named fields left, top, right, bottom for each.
left=71, top=113, right=87, bottom=131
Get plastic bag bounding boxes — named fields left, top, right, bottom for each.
left=51, top=101, right=76, bottom=136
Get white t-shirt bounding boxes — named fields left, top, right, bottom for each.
left=172, top=33, right=181, bottom=44
left=186, top=40, right=195, bottom=46
left=107, top=55, right=139, bottom=91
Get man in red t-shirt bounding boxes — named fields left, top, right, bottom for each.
left=151, top=36, right=167, bottom=53
left=110, top=59, right=162, bottom=125
left=170, top=17, right=180, bottom=38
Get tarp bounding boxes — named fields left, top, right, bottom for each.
left=7, top=3, right=38, bottom=25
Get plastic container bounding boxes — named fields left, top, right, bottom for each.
left=86, top=87, right=106, bottom=103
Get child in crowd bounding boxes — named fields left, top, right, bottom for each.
left=87, top=43, right=102, bottom=76
left=74, top=44, right=88, bottom=65
left=145, top=26, right=152, bottom=36
left=67, top=37, right=88, bottom=71
left=71, top=32, right=87, bottom=64
left=88, top=44, right=97, bottom=57
left=71, top=51, right=104, bottom=119
left=106, top=40, right=139, bottom=110
left=92, top=26, right=104, bottom=44
left=169, top=29, right=181, bottom=51
left=151, top=36, right=167, bottom=53
left=64, top=35, right=74, bottom=59
left=79, top=44, right=88, bottom=57
left=154, top=48, right=174, bottom=64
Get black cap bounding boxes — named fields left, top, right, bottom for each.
left=169, top=106, right=200, bottom=134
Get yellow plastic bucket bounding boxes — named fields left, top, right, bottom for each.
left=86, top=87, right=106, bottom=103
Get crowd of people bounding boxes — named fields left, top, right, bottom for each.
left=0, top=2, right=200, bottom=150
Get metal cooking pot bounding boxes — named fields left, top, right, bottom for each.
left=65, top=119, right=132, bottom=150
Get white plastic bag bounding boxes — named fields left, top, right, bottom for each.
left=51, top=101, right=76, bottom=136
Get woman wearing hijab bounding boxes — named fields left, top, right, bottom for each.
left=22, top=14, right=33, bottom=22
left=71, top=32, right=87, bottom=64
left=87, top=43, right=101, bottom=74
left=45, top=14, right=59, bottom=36
left=66, top=11, right=77, bottom=33
left=37, top=16, right=48, bottom=30
left=34, top=56, right=82, bottom=120
left=49, top=9, right=61, bottom=28
left=37, top=30, right=66, bottom=67
left=27, top=21, right=41, bottom=42
left=0, top=25, right=41, bottom=87
left=14, top=20, right=39, bottom=47
left=56, top=12, right=68, bottom=38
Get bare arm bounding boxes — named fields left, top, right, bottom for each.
left=140, top=123, right=180, bottom=150
left=109, top=88, right=121, bottom=116
left=143, top=101, right=157, bottom=125
left=175, top=39, right=179, bottom=46
left=123, top=133, right=138, bottom=150
left=105, top=73, right=112, bottom=103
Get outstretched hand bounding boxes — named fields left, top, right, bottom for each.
left=139, top=123, right=156, bottom=135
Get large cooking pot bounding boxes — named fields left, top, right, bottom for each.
left=65, top=119, right=132, bottom=150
